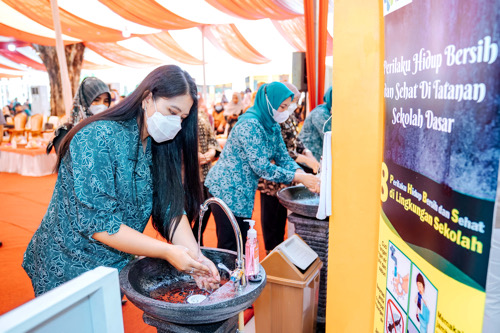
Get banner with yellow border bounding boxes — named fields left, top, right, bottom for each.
left=374, top=1, right=500, bottom=332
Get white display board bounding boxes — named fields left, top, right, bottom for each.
left=0, top=266, right=124, bottom=333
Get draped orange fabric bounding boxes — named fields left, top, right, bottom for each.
left=205, top=0, right=301, bottom=20
left=82, top=60, right=112, bottom=70
left=2, top=0, right=134, bottom=42
left=203, top=24, right=270, bottom=64
left=84, top=42, right=164, bottom=68
left=98, top=0, right=200, bottom=30
left=141, top=32, right=203, bottom=65
left=0, top=41, right=30, bottom=50
left=0, top=72, right=24, bottom=78
left=0, top=62, right=22, bottom=71
left=272, top=17, right=306, bottom=51
left=0, top=23, right=78, bottom=46
left=316, top=0, right=329, bottom=105
left=0, top=50, right=45, bottom=71
left=304, top=0, right=317, bottom=109
left=272, top=17, right=333, bottom=56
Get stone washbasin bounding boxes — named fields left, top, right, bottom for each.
left=119, top=247, right=266, bottom=325
left=277, top=185, right=320, bottom=218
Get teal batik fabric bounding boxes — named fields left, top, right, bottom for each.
left=298, top=106, right=331, bottom=161
left=298, top=87, right=332, bottom=161
left=22, top=118, right=152, bottom=296
left=205, top=119, right=298, bottom=217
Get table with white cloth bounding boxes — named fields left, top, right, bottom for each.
left=0, top=145, right=57, bottom=176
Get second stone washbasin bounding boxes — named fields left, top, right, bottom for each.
left=119, top=247, right=266, bottom=325
left=277, top=185, right=320, bottom=218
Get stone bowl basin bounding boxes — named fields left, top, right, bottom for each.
left=277, top=185, right=320, bottom=218
left=119, top=247, right=266, bottom=325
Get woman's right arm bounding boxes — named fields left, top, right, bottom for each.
left=93, top=225, right=211, bottom=276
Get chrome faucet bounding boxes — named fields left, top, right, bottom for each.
left=198, top=197, right=247, bottom=291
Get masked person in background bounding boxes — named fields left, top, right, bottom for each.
left=205, top=82, right=320, bottom=252
left=25, top=65, right=220, bottom=296
left=47, top=77, right=111, bottom=154
left=257, top=82, right=320, bottom=253
left=298, top=86, right=333, bottom=161
left=223, top=92, right=244, bottom=135
left=212, top=101, right=226, bottom=135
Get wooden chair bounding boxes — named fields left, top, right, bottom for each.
left=8, top=112, right=28, bottom=143
left=45, top=116, right=60, bottom=131
left=26, top=114, right=43, bottom=139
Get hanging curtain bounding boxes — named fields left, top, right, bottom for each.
left=98, top=0, right=200, bottom=30
left=316, top=0, right=329, bottom=105
left=272, top=17, right=306, bottom=52
left=272, top=17, right=333, bottom=56
left=273, top=0, right=304, bottom=14
left=0, top=23, right=78, bottom=46
left=2, top=0, right=133, bottom=42
left=82, top=60, right=112, bottom=70
left=204, top=24, right=270, bottom=64
left=0, top=72, right=24, bottom=78
left=0, top=62, right=22, bottom=71
left=304, top=0, right=317, bottom=110
left=84, top=42, right=164, bottom=68
left=205, top=0, right=302, bottom=20
left=141, top=32, right=203, bottom=65
left=0, top=50, right=45, bottom=71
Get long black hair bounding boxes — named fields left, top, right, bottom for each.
left=56, top=65, right=202, bottom=242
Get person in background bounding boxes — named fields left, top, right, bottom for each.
left=23, top=65, right=220, bottom=297
left=298, top=86, right=333, bottom=161
left=13, top=102, right=31, bottom=117
left=47, top=77, right=111, bottom=154
left=109, top=88, right=120, bottom=107
left=212, top=101, right=226, bottom=135
left=2, top=105, right=12, bottom=124
left=71, top=77, right=111, bottom=125
left=205, top=82, right=320, bottom=252
left=242, top=88, right=252, bottom=110
left=223, top=92, right=244, bottom=134
left=192, top=108, right=222, bottom=246
left=23, top=99, right=31, bottom=112
left=257, top=82, right=320, bottom=253
left=0, top=111, right=6, bottom=142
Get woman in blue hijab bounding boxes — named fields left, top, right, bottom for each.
left=298, top=86, right=333, bottom=161
left=205, top=82, right=321, bottom=251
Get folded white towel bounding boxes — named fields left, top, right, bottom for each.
left=316, top=131, right=332, bottom=220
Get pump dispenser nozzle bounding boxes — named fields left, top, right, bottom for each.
left=245, top=219, right=257, bottom=239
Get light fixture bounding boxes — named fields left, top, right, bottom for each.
left=7, top=43, right=16, bottom=51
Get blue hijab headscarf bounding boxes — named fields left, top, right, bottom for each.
left=237, top=82, right=294, bottom=134
left=318, top=86, right=332, bottom=114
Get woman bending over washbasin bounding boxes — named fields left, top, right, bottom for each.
left=22, top=65, right=220, bottom=296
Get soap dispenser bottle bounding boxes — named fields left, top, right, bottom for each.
left=244, top=219, right=260, bottom=279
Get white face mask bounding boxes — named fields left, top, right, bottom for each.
left=88, top=104, right=108, bottom=115
left=287, top=102, right=297, bottom=114
left=146, top=98, right=182, bottom=142
left=266, top=94, right=290, bottom=124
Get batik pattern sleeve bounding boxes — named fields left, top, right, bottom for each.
left=237, top=121, right=295, bottom=184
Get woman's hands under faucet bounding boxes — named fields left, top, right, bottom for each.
left=191, top=255, right=221, bottom=291
left=169, top=215, right=221, bottom=290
